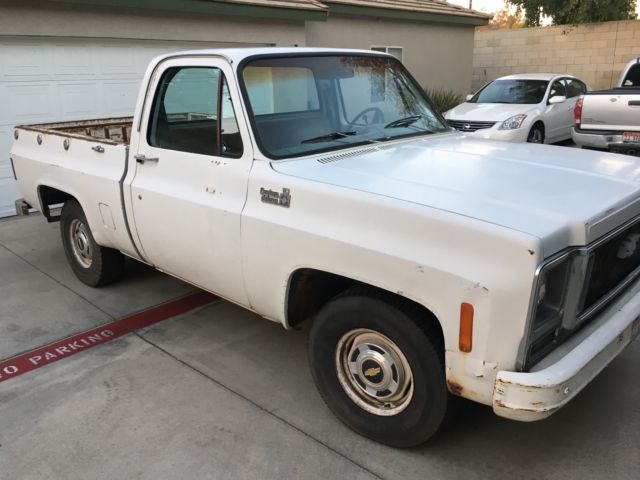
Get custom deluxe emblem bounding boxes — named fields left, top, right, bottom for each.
left=364, top=367, right=381, bottom=378
left=260, top=187, right=291, bottom=208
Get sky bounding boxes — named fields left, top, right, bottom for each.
left=448, top=0, right=640, bottom=16
left=448, top=0, right=506, bottom=13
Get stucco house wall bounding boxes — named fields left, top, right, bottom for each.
left=307, top=14, right=477, bottom=94
left=0, top=0, right=307, bottom=46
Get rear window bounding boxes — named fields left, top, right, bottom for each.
left=623, top=63, right=640, bottom=86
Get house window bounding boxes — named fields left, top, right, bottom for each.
left=371, top=46, right=403, bottom=63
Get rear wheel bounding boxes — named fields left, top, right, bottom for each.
left=60, top=199, right=124, bottom=287
left=308, top=289, right=447, bottom=447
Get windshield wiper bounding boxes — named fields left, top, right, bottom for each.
left=301, top=131, right=357, bottom=144
left=384, top=115, right=423, bottom=129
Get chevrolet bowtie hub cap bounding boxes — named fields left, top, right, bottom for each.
left=335, top=329, right=414, bottom=416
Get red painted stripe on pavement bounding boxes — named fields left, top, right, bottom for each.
left=0, top=291, right=218, bottom=384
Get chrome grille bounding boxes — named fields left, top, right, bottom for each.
left=580, top=219, right=640, bottom=320
left=447, top=120, right=496, bottom=132
left=521, top=215, right=640, bottom=370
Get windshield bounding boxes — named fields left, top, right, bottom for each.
left=470, top=79, right=549, bottom=104
left=240, top=55, right=449, bottom=159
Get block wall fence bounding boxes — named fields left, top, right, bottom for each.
left=472, top=19, right=640, bottom=91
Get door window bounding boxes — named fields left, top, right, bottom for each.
left=564, top=79, right=586, bottom=98
left=549, top=80, right=566, bottom=100
left=147, top=66, right=242, bottom=157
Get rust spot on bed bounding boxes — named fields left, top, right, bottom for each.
left=17, top=117, right=133, bottom=146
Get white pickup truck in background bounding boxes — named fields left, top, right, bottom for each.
left=572, top=57, right=640, bottom=155
left=10, top=48, right=640, bottom=447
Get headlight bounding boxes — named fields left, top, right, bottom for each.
left=499, top=114, right=527, bottom=130
left=531, top=257, right=571, bottom=340
left=520, top=250, right=589, bottom=370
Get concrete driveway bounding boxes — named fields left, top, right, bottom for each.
left=0, top=215, right=638, bottom=480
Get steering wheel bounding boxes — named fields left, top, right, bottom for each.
left=348, top=107, right=384, bottom=128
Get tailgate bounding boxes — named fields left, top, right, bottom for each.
left=581, top=89, right=640, bottom=131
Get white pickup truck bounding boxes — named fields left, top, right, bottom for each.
left=572, top=57, right=640, bottom=154
left=10, top=48, right=640, bottom=447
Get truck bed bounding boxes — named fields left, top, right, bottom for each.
left=11, top=117, right=136, bottom=257
left=580, top=88, right=640, bottom=132
left=18, top=117, right=133, bottom=145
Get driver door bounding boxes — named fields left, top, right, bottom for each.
left=129, top=58, right=252, bottom=305
left=545, top=78, right=574, bottom=141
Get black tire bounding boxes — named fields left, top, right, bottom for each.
left=60, top=199, right=125, bottom=287
left=527, top=123, right=545, bottom=144
left=309, top=289, right=447, bottom=448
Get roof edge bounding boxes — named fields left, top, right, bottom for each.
left=324, top=2, right=490, bottom=26
left=43, top=0, right=329, bottom=21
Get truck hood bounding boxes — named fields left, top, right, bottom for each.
left=444, top=102, right=538, bottom=122
left=272, top=133, right=640, bottom=257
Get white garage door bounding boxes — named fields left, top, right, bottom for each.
left=0, top=37, right=267, bottom=218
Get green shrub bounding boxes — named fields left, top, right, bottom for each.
left=424, top=88, right=464, bottom=114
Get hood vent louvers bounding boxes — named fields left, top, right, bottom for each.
left=317, top=147, right=378, bottom=164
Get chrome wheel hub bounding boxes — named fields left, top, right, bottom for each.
left=70, top=218, right=93, bottom=268
left=336, top=329, right=413, bottom=416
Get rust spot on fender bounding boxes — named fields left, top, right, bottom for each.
left=447, top=380, right=464, bottom=396
left=528, top=249, right=535, bottom=255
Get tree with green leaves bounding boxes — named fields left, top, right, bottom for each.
left=508, top=0, right=637, bottom=26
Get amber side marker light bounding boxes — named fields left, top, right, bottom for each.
left=459, top=302, right=474, bottom=353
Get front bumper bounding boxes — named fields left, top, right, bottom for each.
left=493, top=279, right=640, bottom=421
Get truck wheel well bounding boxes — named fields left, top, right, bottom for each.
left=38, top=185, right=75, bottom=222
left=286, top=269, right=444, bottom=353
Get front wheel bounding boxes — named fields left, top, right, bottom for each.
left=527, top=123, right=545, bottom=143
left=308, top=289, right=448, bottom=447
left=60, top=199, right=124, bottom=287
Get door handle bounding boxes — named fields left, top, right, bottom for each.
left=134, top=154, right=159, bottom=164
